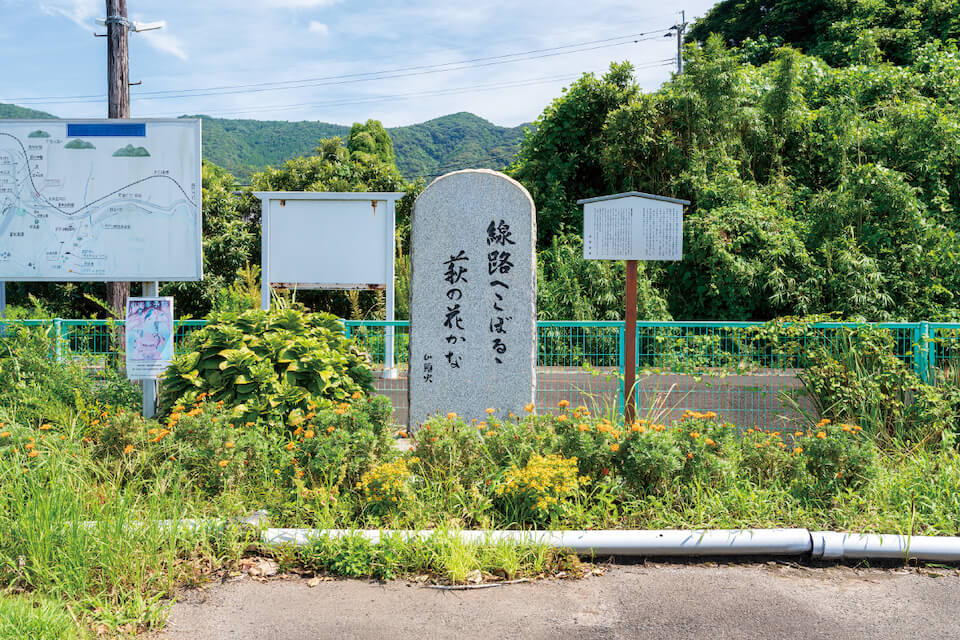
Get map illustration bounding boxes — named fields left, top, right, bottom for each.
left=126, top=297, right=174, bottom=380
left=0, top=119, right=202, bottom=281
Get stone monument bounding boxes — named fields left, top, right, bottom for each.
left=408, top=169, right=536, bottom=427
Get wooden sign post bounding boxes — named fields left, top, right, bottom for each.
left=578, top=192, right=689, bottom=424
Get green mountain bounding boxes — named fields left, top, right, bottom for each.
left=0, top=104, right=528, bottom=180
left=189, top=111, right=528, bottom=180
left=0, top=104, right=56, bottom=119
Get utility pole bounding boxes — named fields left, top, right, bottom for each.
left=676, top=10, right=687, bottom=74
left=106, top=0, right=130, bottom=317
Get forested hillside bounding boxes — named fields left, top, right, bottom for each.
left=0, top=106, right=526, bottom=180
left=511, top=0, right=960, bottom=322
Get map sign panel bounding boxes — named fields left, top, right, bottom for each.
left=0, top=119, right=202, bottom=281
left=125, top=297, right=174, bottom=380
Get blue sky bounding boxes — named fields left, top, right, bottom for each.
left=0, top=0, right=720, bottom=127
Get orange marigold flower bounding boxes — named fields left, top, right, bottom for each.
left=123, top=444, right=134, bottom=454
left=447, top=412, right=457, bottom=420
left=485, top=408, right=495, bottom=415
left=817, top=418, right=831, bottom=427
left=39, top=424, right=52, bottom=431
left=91, top=419, right=100, bottom=426
left=326, top=426, right=334, bottom=434
left=28, top=450, right=39, bottom=458
left=816, top=431, right=826, bottom=439
left=558, top=400, right=570, bottom=409
left=840, top=424, right=852, bottom=432
left=285, top=442, right=295, bottom=451
left=224, top=441, right=235, bottom=449
left=609, top=443, right=620, bottom=453
left=218, top=459, right=229, bottom=468
left=577, top=423, right=590, bottom=432
left=524, top=403, right=535, bottom=413
left=25, top=443, right=34, bottom=450
left=557, top=415, right=567, bottom=422
left=304, top=430, right=315, bottom=439
left=705, top=438, right=716, bottom=447
left=687, top=452, right=694, bottom=459
left=689, top=432, right=700, bottom=439
left=0, top=432, right=9, bottom=438
left=245, top=422, right=255, bottom=427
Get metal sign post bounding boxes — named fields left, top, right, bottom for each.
left=579, top=192, right=690, bottom=424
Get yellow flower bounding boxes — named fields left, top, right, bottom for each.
left=524, top=403, right=535, bottom=413
left=39, top=424, right=52, bottom=431
left=446, top=412, right=457, bottom=420
left=304, top=430, right=315, bottom=439
left=123, top=444, right=134, bottom=454
left=558, top=400, right=570, bottom=409
left=218, top=459, right=229, bottom=467
left=816, top=431, right=826, bottom=439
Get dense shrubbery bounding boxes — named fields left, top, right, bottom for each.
left=160, top=306, right=375, bottom=428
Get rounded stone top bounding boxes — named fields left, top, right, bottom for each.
left=418, top=168, right=535, bottom=212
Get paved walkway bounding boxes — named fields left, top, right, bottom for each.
left=156, top=562, right=960, bottom=639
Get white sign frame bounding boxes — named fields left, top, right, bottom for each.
left=0, top=118, right=203, bottom=282
left=255, top=191, right=405, bottom=375
left=578, top=192, right=689, bottom=262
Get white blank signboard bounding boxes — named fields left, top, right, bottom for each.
left=256, top=191, right=405, bottom=295
left=579, top=192, right=688, bottom=261
left=0, top=119, right=202, bottom=281
left=266, top=198, right=388, bottom=286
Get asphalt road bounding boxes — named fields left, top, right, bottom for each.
left=156, top=562, right=960, bottom=639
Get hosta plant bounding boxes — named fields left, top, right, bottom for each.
left=160, top=306, right=374, bottom=429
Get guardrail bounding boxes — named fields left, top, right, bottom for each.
left=4, top=318, right=959, bottom=428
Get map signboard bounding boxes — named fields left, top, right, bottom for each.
left=125, top=296, right=174, bottom=380
left=579, top=192, right=687, bottom=262
left=0, top=119, right=202, bottom=281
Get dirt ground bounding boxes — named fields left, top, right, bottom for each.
left=155, top=560, right=960, bottom=640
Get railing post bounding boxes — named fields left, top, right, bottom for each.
left=54, top=318, right=62, bottom=362
left=617, top=322, right=626, bottom=417
left=925, top=322, right=935, bottom=384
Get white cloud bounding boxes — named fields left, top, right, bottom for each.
left=38, top=0, right=99, bottom=31
left=308, top=21, right=329, bottom=36
left=262, top=0, right=341, bottom=7
left=139, top=30, right=189, bottom=61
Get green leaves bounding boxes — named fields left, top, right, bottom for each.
left=160, top=306, right=374, bottom=428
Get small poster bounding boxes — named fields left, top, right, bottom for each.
left=125, top=297, right=174, bottom=380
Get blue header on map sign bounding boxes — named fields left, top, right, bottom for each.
left=66, top=123, right=146, bottom=137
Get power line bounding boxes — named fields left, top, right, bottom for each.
left=2, top=29, right=674, bottom=105
left=140, top=58, right=675, bottom=119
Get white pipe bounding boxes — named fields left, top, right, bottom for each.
left=263, top=528, right=960, bottom=562
left=262, top=528, right=813, bottom=556
left=811, top=531, right=960, bottom=562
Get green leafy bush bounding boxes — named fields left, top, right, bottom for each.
left=797, top=421, right=876, bottom=498
left=738, top=428, right=801, bottom=485
left=160, top=306, right=375, bottom=428
left=410, top=414, right=483, bottom=485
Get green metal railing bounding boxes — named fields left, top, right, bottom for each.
left=4, top=317, right=959, bottom=428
